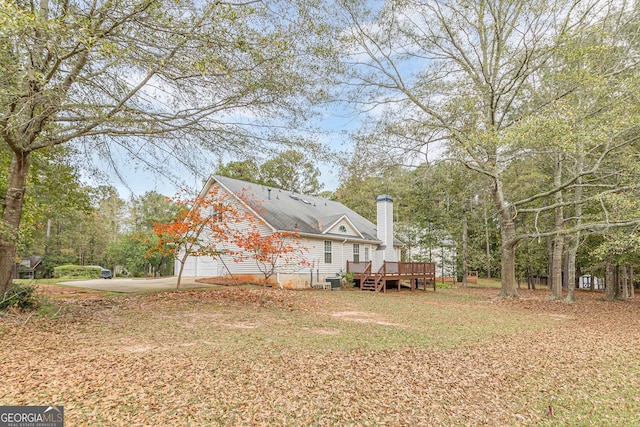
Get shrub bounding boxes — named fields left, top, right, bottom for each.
left=53, top=265, right=102, bottom=279
left=1, top=284, right=40, bottom=310
left=339, top=271, right=355, bottom=287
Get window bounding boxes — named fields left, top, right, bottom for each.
left=364, top=246, right=370, bottom=262
left=339, top=225, right=347, bottom=233
left=212, top=203, right=224, bottom=222
left=324, top=241, right=332, bottom=264
left=353, top=244, right=360, bottom=262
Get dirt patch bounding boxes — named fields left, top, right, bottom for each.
left=222, top=321, right=261, bottom=329
left=302, top=327, right=341, bottom=335
left=330, top=310, right=398, bottom=326
left=123, top=344, right=158, bottom=353
left=35, top=283, right=106, bottom=300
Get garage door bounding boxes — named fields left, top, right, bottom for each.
left=196, top=256, right=217, bottom=276
left=178, top=256, right=217, bottom=277
left=178, top=256, right=196, bottom=276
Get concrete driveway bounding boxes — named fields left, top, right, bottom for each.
left=59, top=277, right=215, bottom=293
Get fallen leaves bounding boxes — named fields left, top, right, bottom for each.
left=1, top=286, right=639, bottom=425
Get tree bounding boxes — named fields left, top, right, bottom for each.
left=129, top=191, right=180, bottom=233
left=337, top=0, right=640, bottom=297
left=100, top=191, right=181, bottom=277
left=106, top=191, right=181, bottom=276
left=216, top=160, right=261, bottom=185
left=259, top=150, right=322, bottom=195
left=0, top=0, right=334, bottom=293
left=334, top=144, right=415, bottom=224
left=148, top=186, right=252, bottom=290
left=0, top=145, right=92, bottom=260
left=235, top=228, right=311, bottom=302
left=592, top=230, right=640, bottom=301
left=107, top=233, right=160, bottom=277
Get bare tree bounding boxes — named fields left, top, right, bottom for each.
left=0, top=0, right=333, bottom=292
left=336, top=0, right=640, bottom=297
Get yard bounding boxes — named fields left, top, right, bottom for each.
left=1, top=281, right=639, bottom=426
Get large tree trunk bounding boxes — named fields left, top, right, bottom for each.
left=498, top=233, right=518, bottom=297
left=565, top=241, right=578, bottom=303
left=550, top=234, right=564, bottom=300
left=605, top=261, right=616, bottom=301
left=493, top=180, right=518, bottom=298
left=566, top=180, right=583, bottom=303
left=546, top=235, right=553, bottom=290
left=461, top=210, right=468, bottom=288
left=0, top=152, right=31, bottom=293
left=550, top=154, right=564, bottom=301
left=483, top=202, right=492, bottom=279
left=566, top=148, right=584, bottom=303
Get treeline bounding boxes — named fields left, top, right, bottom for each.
left=5, top=147, right=180, bottom=278
left=334, top=159, right=639, bottom=302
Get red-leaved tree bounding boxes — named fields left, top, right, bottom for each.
left=148, top=186, right=250, bottom=290
left=150, top=185, right=312, bottom=296
left=235, top=227, right=312, bottom=302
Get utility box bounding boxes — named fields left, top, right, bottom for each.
left=325, top=277, right=341, bottom=290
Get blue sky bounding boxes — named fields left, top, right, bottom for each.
left=101, top=108, right=360, bottom=199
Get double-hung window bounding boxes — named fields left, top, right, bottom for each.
left=353, top=244, right=360, bottom=262
left=324, top=241, right=332, bottom=264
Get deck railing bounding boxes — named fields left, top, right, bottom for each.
left=346, top=261, right=371, bottom=274
left=346, top=261, right=436, bottom=292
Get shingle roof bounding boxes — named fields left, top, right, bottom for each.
left=210, top=175, right=383, bottom=243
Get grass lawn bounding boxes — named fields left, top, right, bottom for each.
left=1, top=281, right=639, bottom=426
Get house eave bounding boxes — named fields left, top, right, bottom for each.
left=321, top=215, right=365, bottom=239
left=295, top=231, right=381, bottom=245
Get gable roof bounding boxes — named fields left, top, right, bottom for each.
left=207, top=175, right=385, bottom=244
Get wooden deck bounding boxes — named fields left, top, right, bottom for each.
left=346, top=261, right=436, bottom=293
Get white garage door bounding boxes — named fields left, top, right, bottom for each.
left=178, top=256, right=196, bottom=276
left=177, top=256, right=217, bottom=277
left=196, top=256, right=217, bottom=277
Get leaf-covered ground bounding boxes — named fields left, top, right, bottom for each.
left=1, top=285, right=639, bottom=426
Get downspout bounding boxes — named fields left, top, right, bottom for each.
left=276, top=272, right=283, bottom=289
left=342, top=239, right=348, bottom=275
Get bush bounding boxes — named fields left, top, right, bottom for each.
left=40, top=254, right=76, bottom=278
left=339, top=271, right=355, bottom=287
left=53, top=264, right=101, bottom=279
left=1, top=284, right=40, bottom=310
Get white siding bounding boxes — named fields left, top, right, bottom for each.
left=326, top=218, right=360, bottom=237
left=216, top=219, right=274, bottom=276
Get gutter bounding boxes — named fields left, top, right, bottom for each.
left=293, top=231, right=382, bottom=245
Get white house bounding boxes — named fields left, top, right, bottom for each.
left=177, top=175, right=403, bottom=288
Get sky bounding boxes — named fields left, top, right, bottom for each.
left=102, top=110, right=360, bottom=199
left=89, top=1, right=389, bottom=199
